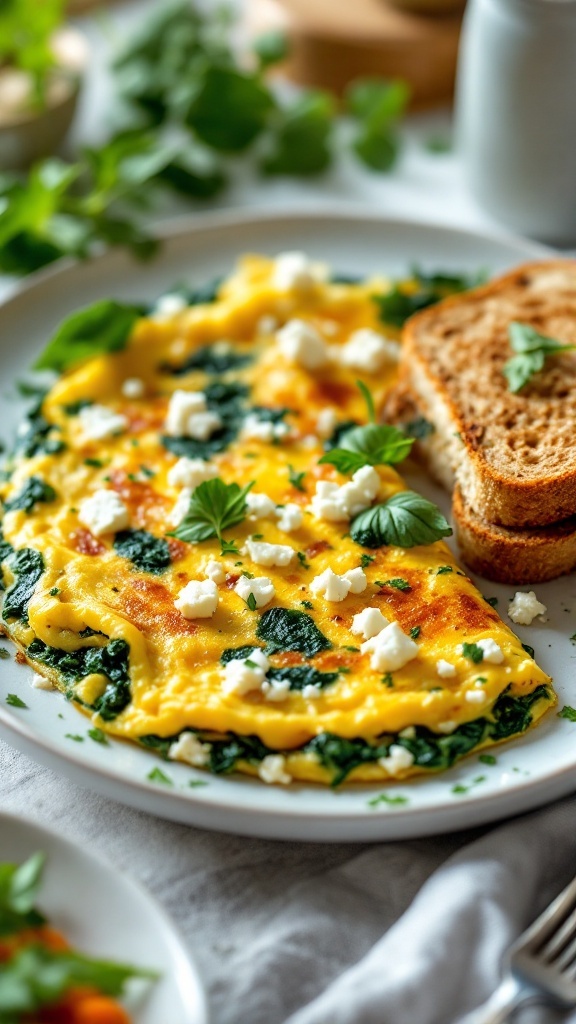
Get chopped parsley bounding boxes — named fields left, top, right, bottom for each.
left=461, top=642, right=484, bottom=664
left=368, top=793, right=409, bottom=808
left=147, top=767, right=173, bottom=785
left=246, top=592, right=257, bottom=611
left=478, top=753, right=497, bottom=765
left=409, top=626, right=421, bottom=640
left=558, top=705, right=576, bottom=722
left=436, top=565, right=453, bottom=575
left=65, top=734, right=84, bottom=742
left=288, top=465, right=306, bottom=491
left=6, top=694, right=28, bottom=708
left=379, top=578, right=411, bottom=591
left=88, top=727, right=108, bottom=745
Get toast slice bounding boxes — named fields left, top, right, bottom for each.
left=384, top=381, right=576, bottom=583
left=401, top=261, right=576, bottom=529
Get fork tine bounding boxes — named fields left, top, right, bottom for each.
left=540, top=906, right=576, bottom=962
left=554, top=932, right=576, bottom=974
left=519, top=877, right=576, bottom=953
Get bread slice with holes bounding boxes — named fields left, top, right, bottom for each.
left=399, top=260, right=576, bottom=529
left=383, top=346, right=576, bottom=584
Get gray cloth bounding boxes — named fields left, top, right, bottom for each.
left=1, top=740, right=575, bottom=1024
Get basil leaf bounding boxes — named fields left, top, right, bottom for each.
left=256, top=607, right=332, bottom=656
left=170, top=477, right=253, bottom=543
left=350, top=490, right=452, bottom=549
left=319, top=424, right=413, bottom=473
left=346, top=79, right=409, bottom=174
left=34, top=300, right=143, bottom=373
left=503, top=321, right=576, bottom=393
left=261, top=91, right=334, bottom=176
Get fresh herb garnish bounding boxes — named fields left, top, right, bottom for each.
left=350, top=490, right=452, bottom=549
left=319, top=423, right=413, bottom=475
left=4, top=476, right=56, bottom=513
left=88, top=727, right=108, bottom=745
left=161, top=381, right=249, bottom=460
left=246, top=592, right=257, bottom=611
left=479, top=753, right=497, bottom=765
left=461, top=642, right=484, bottom=664
left=166, top=342, right=252, bottom=377
left=410, top=626, right=421, bottom=640
left=6, top=694, right=28, bottom=708
left=360, top=554, right=375, bottom=568
left=297, top=551, right=310, bottom=570
left=485, top=596, right=499, bottom=607
left=436, top=565, right=453, bottom=575
left=65, top=734, right=84, bottom=742
left=521, top=643, right=535, bottom=658
left=503, top=322, right=576, bottom=393
left=147, top=767, right=173, bottom=785
left=256, top=607, right=332, bottom=656
left=34, top=300, right=143, bottom=373
left=368, top=793, right=409, bottom=808
left=356, top=380, right=376, bottom=423
left=558, top=705, right=576, bottom=722
left=379, top=577, right=411, bottom=591
left=170, top=477, right=253, bottom=545
left=113, top=529, right=171, bottom=575
left=288, top=465, right=306, bottom=491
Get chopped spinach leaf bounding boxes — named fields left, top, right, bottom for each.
left=11, top=412, right=64, bottom=459
left=479, top=753, right=497, bottom=765
left=306, top=733, right=390, bottom=787
left=374, top=269, right=484, bottom=329
left=220, top=645, right=262, bottom=664
left=161, top=381, right=249, bottom=459
left=0, top=529, right=14, bottom=565
left=62, top=399, right=93, bottom=416
left=4, top=476, right=56, bottom=513
left=88, top=727, right=108, bottom=745
left=27, top=637, right=131, bottom=721
left=2, top=548, right=44, bottom=623
left=113, top=529, right=171, bottom=574
left=256, top=607, right=331, bottom=656
left=521, top=643, right=535, bottom=658
left=209, top=734, right=271, bottom=775
left=402, top=416, right=434, bottom=440
left=485, top=596, right=499, bottom=607
left=165, top=342, right=252, bottom=377
left=360, top=554, right=375, bottom=568
left=266, top=666, right=339, bottom=691
left=288, top=465, right=306, bottom=491
left=410, top=626, right=421, bottom=640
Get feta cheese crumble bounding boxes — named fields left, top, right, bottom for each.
left=275, top=504, right=303, bottom=533
left=221, top=649, right=270, bottom=696
left=234, top=575, right=275, bottom=608
left=204, top=558, right=226, bottom=584
left=121, top=377, right=145, bottom=399
left=260, top=677, right=291, bottom=702
left=31, top=672, right=54, bottom=691
left=465, top=690, right=486, bottom=704
left=310, top=465, right=380, bottom=522
left=244, top=539, right=295, bottom=567
left=168, top=731, right=210, bottom=767
left=476, top=638, right=505, bottom=664
left=169, top=487, right=192, bottom=527
left=240, top=414, right=290, bottom=443
left=258, top=753, right=292, bottom=785
left=164, top=390, right=222, bottom=440
left=174, top=579, right=219, bottom=619
left=272, top=251, right=325, bottom=293
left=436, top=659, right=457, bottom=679
left=78, top=489, right=129, bottom=537
left=316, top=407, right=338, bottom=439
left=78, top=404, right=127, bottom=441
left=310, top=567, right=367, bottom=602
left=246, top=492, right=277, bottom=519
left=339, top=329, right=399, bottom=374
left=378, top=744, right=415, bottom=776
left=351, top=606, right=388, bottom=640
left=302, top=683, right=322, bottom=699
left=437, top=720, right=457, bottom=734
left=276, top=319, right=329, bottom=370
left=153, top=293, right=188, bottom=318
left=167, top=457, right=219, bottom=490
left=508, top=591, right=547, bottom=626
left=361, top=621, right=418, bottom=672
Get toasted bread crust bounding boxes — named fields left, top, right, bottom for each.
left=453, top=487, right=576, bottom=584
left=402, top=261, right=576, bottom=528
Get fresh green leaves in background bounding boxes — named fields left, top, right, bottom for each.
left=0, top=0, right=64, bottom=108
left=0, top=851, right=46, bottom=936
left=0, top=1, right=411, bottom=276
left=503, top=321, right=576, bottom=393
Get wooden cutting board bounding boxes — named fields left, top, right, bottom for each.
left=248, top=0, right=463, bottom=108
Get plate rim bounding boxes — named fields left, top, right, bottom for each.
left=0, top=206, right=570, bottom=842
left=0, top=809, right=209, bottom=1023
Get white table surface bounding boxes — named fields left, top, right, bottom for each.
left=0, top=4, right=555, bottom=1023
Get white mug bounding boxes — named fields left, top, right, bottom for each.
left=456, top=0, right=576, bottom=245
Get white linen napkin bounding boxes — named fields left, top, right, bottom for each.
left=1, top=740, right=575, bottom=1024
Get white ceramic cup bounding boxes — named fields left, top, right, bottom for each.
left=456, top=0, right=576, bottom=245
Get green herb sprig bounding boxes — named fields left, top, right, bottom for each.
left=503, top=322, right=576, bottom=393
left=350, top=491, right=452, bottom=549
left=170, top=477, right=253, bottom=545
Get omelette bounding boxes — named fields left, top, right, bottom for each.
left=0, top=253, right=553, bottom=785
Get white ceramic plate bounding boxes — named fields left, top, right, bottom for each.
left=0, top=812, right=207, bottom=1022
left=1, top=208, right=574, bottom=843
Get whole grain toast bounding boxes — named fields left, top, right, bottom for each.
left=384, top=378, right=576, bottom=583
left=400, top=261, right=576, bottom=529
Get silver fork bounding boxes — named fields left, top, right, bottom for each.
left=458, top=874, right=576, bottom=1023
